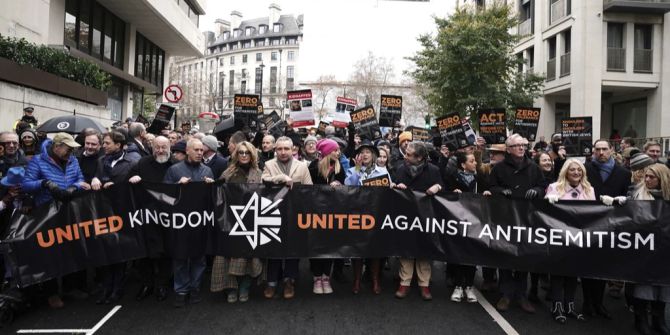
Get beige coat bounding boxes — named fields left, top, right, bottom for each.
left=262, top=158, right=313, bottom=185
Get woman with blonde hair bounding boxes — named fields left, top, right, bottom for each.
left=307, top=138, right=345, bottom=295
left=544, top=158, right=594, bottom=324
left=211, top=141, right=263, bottom=303
left=626, top=163, right=670, bottom=335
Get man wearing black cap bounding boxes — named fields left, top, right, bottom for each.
left=19, top=106, right=38, bottom=128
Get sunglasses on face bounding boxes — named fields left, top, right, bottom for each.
left=1, top=141, right=18, bottom=146
left=237, top=150, right=251, bottom=156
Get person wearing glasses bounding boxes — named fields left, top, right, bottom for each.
left=489, top=134, right=544, bottom=314
left=0, top=132, right=28, bottom=178
left=22, top=132, right=87, bottom=308
left=211, top=141, right=263, bottom=304
left=301, top=135, right=319, bottom=163
left=544, top=159, right=594, bottom=324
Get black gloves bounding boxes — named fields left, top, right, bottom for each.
left=42, top=180, right=77, bottom=201
left=501, top=189, right=513, bottom=197
left=525, top=189, right=539, bottom=200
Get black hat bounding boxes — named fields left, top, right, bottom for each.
left=171, top=140, right=187, bottom=154
left=23, top=106, right=34, bottom=113
left=355, top=139, right=379, bottom=156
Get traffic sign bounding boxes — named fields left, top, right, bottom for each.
left=164, top=84, right=183, bottom=103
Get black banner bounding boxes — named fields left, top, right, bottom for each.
left=350, top=105, right=381, bottom=140
left=562, top=117, right=593, bottom=157
left=407, top=126, right=432, bottom=142
left=436, top=113, right=469, bottom=149
left=4, top=183, right=670, bottom=287
left=478, top=108, right=507, bottom=144
left=379, top=95, right=402, bottom=128
left=513, top=107, right=541, bottom=142
left=234, top=94, right=261, bottom=130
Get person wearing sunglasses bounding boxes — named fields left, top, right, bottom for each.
left=0, top=131, right=28, bottom=178
left=211, top=141, right=263, bottom=304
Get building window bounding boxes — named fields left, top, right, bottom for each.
left=256, top=39, right=265, bottom=47
left=286, top=38, right=296, bottom=45
left=230, top=56, right=235, bottom=65
left=271, top=51, right=278, bottom=61
left=273, top=23, right=282, bottom=33
left=243, top=41, right=251, bottom=48
left=233, top=29, right=241, bottom=38
left=259, top=25, right=267, bottom=34
left=286, top=66, right=294, bottom=91
left=220, top=58, right=224, bottom=66
left=135, top=33, right=165, bottom=88
left=607, top=23, right=625, bottom=71
left=229, top=70, right=235, bottom=95
left=241, top=80, right=247, bottom=94
left=242, top=54, right=248, bottom=63
left=64, top=0, right=126, bottom=69
left=242, top=69, right=247, bottom=78
left=223, top=31, right=230, bottom=39
left=271, top=39, right=280, bottom=46
left=245, top=27, right=253, bottom=35
left=255, top=67, right=262, bottom=94
left=270, top=66, right=277, bottom=93
left=634, top=24, right=653, bottom=73
left=287, top=51, right=295, bottom=61
left=256, top=53, right=262, bottom=61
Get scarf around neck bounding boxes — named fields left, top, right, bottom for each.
left=592, top=157, right=615, bottom=181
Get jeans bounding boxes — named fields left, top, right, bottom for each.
left=266, top=259, right=299, bottom=284
left=452, top=264, right=476, bottom=287
left=310, top=259, right=333, bottom=277
left=550, top=275, right=578, bottom=302
left=173, top=257, right=206, bottom=294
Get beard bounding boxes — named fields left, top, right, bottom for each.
left=155, top=153, right=170, bottom=163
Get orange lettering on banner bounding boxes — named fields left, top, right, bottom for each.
left=437, top=115, right=460, bottom=129
left=35, top=216, right=125, bottom=249
left=297, top=213, right=377, bottom=231
left=352, top=108, right=375, bottom=123
left=516, top=109, right=540, bottom=119
left=382, top=97, right=402, bottom=108
left=235, top=96, right=259, bottom=106
left=481, top=113, right=505, bottom=123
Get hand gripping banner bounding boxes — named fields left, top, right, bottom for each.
left=2, top=182, right=670, bottom=287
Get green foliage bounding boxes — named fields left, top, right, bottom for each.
left=0, top=35, right=111, bottom=91
left=408, top=2, right=544, bottom=128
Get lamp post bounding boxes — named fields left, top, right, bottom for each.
left=259, top=62, right=265, bottom=105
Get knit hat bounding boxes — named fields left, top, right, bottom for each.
left=201, top=135, right=219, bottom=151
left=399, top=131, right=412, bottom=144
left=20, top=129, right=36, bottom=141
left=316, top=139, right=339, bottom=157
left=629, top=153, right=654, bottom=171
left=304, top=135, right=318, bottom=145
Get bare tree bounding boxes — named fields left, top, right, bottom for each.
left=311, top=74, right=337, bottom=119
left=349, top=51, right=395, bottom=112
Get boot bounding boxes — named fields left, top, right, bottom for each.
left=352, top=260, right=363, bottom=294
left=552, top=301, right=566, bottom=324
left=371, top=259, right=381, bottom=295
left=651, top=301, right=670, bottom=335
left=634, top=299, right=652, bottom=335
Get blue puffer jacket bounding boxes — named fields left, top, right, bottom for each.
left=22, top=139, right=84, bottom=205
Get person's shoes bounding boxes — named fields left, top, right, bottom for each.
left=496, top=297, right=510, bottom=312
left=321, top=276, right=333, bottom=294
left=189, top=290, right=202, bottom=304
left=173, top=293, right=187, bottom=308
left=283, top=280, right=295, bottom=299
left=519, top=298, right=536, bottom=314
left=595, top=304, right=612, bottom=319
left=552, top=301, right=567, bottom=324
left=464, top=286, right=477, bottom=303
left=450, top=286, right=463, bottom=302
left=48, top=295, right=64, bottom=309
left=566, top=302, right=585, bottom=321
left=313, top=276, right=324, bottom=295
left=238, top=288, right=249, bottom=303
left=156, top=287, right=169, bottom=302
left=352, top=277, right=361, bottom=295
left=395, top=285, right=409, bottom=299
left=227, top=290, right=238, bottom=303
left=135, top=285, right=153, bottom=301
left=264, top=285, right=276, bottom=299
left=420, top=287, right=432, bottom=301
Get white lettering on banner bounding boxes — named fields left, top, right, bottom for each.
left=380, top=215, right=654, bottom=251
left=128, top=209, right=214, bottom=229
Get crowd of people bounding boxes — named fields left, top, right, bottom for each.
left=0, top=107, right=669, bottom=335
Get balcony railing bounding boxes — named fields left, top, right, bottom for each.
left=547, top=58, right=556, bottom=81
left=604, top=0, right=670, bottom=14
left=518, top=18, right=532, bottom=36
left=551, top=0, right=568, bottom=24
left=607, top=47, right=626, bottom=71
left=560, top=53, right=571, bottom=77
left=634, top=48, right=653, bottom=72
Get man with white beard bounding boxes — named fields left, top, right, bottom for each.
left=127, top=136, right=174, bottom=302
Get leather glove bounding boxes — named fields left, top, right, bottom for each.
left=42, top=180, right=66, bottom=199
left=600, top=195, right=614, bottom=206
left=525, top=189, right=539, bottom=199
left=62, top=186, right=77, bottom=201
left=501, top=189, right=513, bottom=197
left=545, top=194, right=560, bottom=204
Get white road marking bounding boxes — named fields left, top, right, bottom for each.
left=473, top=288, right=521, bottom=335
left=17, top=305, right=122, bottom=335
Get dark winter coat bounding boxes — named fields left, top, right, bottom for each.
left=489, top=154, right=544, bottom=199
left=204, top=153, right=228, bottom=179
left=585, top=159, right=631, bottom=198
left=308, top=159, right=346, bottom=185
left=126, top=155, right=173, bottom=183
left=394, top=161, right=444, bottom=193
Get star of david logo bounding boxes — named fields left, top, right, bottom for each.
left=229, top=192, right=283, bottom=249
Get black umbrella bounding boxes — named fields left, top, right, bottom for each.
left=37, top=115, right=106, bottom=134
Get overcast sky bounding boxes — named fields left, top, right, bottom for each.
left=200, top=0, right=455, bottom=84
